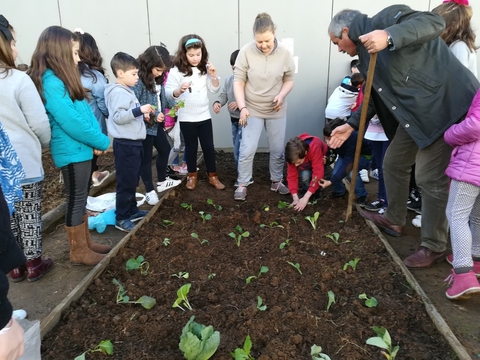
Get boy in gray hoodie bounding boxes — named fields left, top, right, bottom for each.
left=104, top=52, right=153, bottom=232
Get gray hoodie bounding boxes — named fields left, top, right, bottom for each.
left=104, top=83, right=146, bottom=140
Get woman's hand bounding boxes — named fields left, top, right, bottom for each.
left=0, top=319, right=25, bottom=360
left=272, top=95, right=285, bottom=112
left=156, top=112, right=165, bottom=123
left=239, top=107, right=250, bottom=127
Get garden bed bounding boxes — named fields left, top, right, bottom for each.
left=41, top=152, right=454, bottom=359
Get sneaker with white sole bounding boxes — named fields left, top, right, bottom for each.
left=115, top=219, right=136, bottom=232
left=364, top=199, right=385, bottom=212
left=145, top=190, right=159, bottom=206
left=412, top=214, right=421, bottom=228
left=445, top=270, right=480, bottom=300
left=129, top=210, right=149, bottom=223
left=271, top=181, right=290, bottom=195
left=234, top=185, right=247, bottom=201
left=157, top=177, right=181, bottom=192
left=369, top=169, right=379, bottom=180
left=446, top=254, right=480, bottom=277
left=234, top=178, right=254, bottom=188
left=359, top=169, right=369, bottom=183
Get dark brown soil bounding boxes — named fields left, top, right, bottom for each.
left=40, top=152, right=454, bottom=359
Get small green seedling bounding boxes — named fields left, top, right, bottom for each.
left=172, top=271, right=189, bottom=279
left=207, top=198, right=222, bottom=211
left=231, top=335, right=254, bottom=360
left=191, top=233, right=209, bottom=246
left=246, top=266, right=269, bottom=284
left=256, top=296, right=267, bottom=311
left=179, top=316, right=220, bottom=360
left=305, top=212, right=320, bottom=229
left=229, top=225, right=250, bottom=247
left=277, top=200, right=290, bottom=209
left=163, top=238, right=170, bottom=246
left=307, top=199, right=318, bottom=205
left=343, top=258, right=360, bottom=271
left=291, top=216, right=299, bottom=224
left=262, top=204, right=270, bottom=211
left=199, top=211, right=212, bottom=223
left=359, top=293, right=378, bottom=308
left=208, top=273, right=216, bottom=280
left=287, top=261, right=302, bottom=275
left=172, top=283, right=193, bottom=311
left=180, top=203, right=193, bottom=211
left=259, top=221, right=284, bottom=229
left=162, top=219, right=174, bottom=228
left=168, top=99, right=185, bottom=117
left=279, top=238, right=291, bottom=249
left=326, top=290, right=336, bottom=312
left=112, top=278, right=156, bottom=309
left=311, top=344, right=331, bottom=360
left=74, top=340, right=113, bottom=360
left=325, top=232, right=340, bottom=245
left=366, top=326, right=399, bottom=360
left=125, top=255, right=150, bottom=275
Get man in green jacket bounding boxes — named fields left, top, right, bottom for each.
left=327, top=5, right=479, bottom=268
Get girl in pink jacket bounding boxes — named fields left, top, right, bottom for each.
left=444, top=88, right=480, bottom=300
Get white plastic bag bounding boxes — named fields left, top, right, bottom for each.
left=86, top=192, right=146, bottom=212
left=18, top=319, right=41, bottom=360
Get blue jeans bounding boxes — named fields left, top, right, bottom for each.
left=299, top=169, right=312, bottom=193
left=331, top=156, right=369, bottom=198
left=232, top=121, right=242, bottom=168
left=371, top=140, right=390, bottom=205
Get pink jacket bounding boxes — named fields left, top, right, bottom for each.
left=444, top=89, right=480, bottom=187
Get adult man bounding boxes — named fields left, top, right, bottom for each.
left=327, top=5, right=479, bottom=268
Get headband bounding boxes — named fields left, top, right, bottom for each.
left=0, top=15, right=13, bottom=42
left=185, top=38, right=202, bottom=48
left=443, top=0, right=469, bottom=5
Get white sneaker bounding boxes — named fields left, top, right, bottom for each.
left=157, top=177, right=181, bottom=192
left=12, top=309, right=27, bottom=320
left=412, top=215, right=422, bottom=228
left=359, top=169, right=369, bottom=183
left=145, top=190, right=159, bottom=205
left=370, top=168, right=379, bottom=180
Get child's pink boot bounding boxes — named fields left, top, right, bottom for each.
left=446, top=254, right=480, bottom=277
left=445, top=270, right=480, bottom=300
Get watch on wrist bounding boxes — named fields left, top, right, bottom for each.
left=386, top=35, right=394, bottom=49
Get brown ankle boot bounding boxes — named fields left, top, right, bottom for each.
left=26, top=257, right=53, bottom=282
left=67, top=224, right=105, bottom=265
left=208, top=172, right=225, bottom=190
left=83, top=214, right=111, bottom=254
left=186, top=172, right=198, bottom=190
left=10, top=265, right=27, bottom=283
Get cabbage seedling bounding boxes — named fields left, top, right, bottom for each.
left=179, top=316, right=220, bottom=360
left=229, top=225, right=250, bottom=247
left=326, top=290, right=335, bottom=312
left=172, top=283, right=193, bottom=311
left=168, top=99, right=185, bottom=117
left=305, top=212, right=320, bottom=229
left=287, top=261, right=302, bottom=274
left=125, top=255, right=150, bottom=275
left=199, top=211, right=212, bottom=223
left=207, top=198, right=222, bottom=211
left=256, top=296, right=267, bottom=311
left=172, top=271, right=189, bottom=279
left=325, top=232, right=339, bottom=245
left=343, top=258, right=360, bottom=271
left=180, top=203, right=193, bottom=211
left=311, top=344, right=331, bottom=360
left=74, top=340, right=113, bottom=360
left=366, top=326, right=399, bottom=360
left=359, top=293, right=378, bottom=308
left=277, top=200, right=290, bottom=209
left=279, top=238, right=291, bottom=249
left=259, top=221, right=284, bottom=229
left=191, top=233, right=209, bottom=246
left=163, top=238, right=170, bottom=246
left=261, top=204, right=270, bottom=211
left=231, top=335, right=254, bottom=360
left=112, top=278, right=156, bottom=309
left=208, top=273, right=216, bottom=280
left=246, top=265, right=269, bottom=284
left=163, top=219, right=174, bottom=228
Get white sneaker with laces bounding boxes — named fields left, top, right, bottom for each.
left=145, top=190, right=159, bottom=206
left=157, top=177, right=181, bottom=192
left=370, top=169, right=379, bottom=180
left=359, top=169, right=369, bottom=183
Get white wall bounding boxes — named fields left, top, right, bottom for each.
left=1, top=0, right=479, bottom=147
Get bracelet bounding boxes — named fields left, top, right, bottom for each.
left=0, top=319, right=13, bottom=335
left=240, top=107, right=247, bottom=112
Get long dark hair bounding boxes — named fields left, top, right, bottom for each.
left=75, top=31, right=105, bottom=82
left=0, top=15, right=15, bottom=76
left=28, top=26, right=87, bottom=102
left=138, top=45, right=171, bottom=92
left=173, top=34, right=209, bottom=77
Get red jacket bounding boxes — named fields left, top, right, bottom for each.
left=287, top=133, right=328, bottom=196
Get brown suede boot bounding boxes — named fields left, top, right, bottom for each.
left=26, top=257, right=54, bottom=282
left=208, top=172, right=225, bottom=190
left=67, top=224, right=105, bottom=265
left=83, top=214, right=111, bottom=254
left=186, top=172, right=198, bottom=190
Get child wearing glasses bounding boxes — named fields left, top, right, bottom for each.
left=166, top=35, right=224, bottom=191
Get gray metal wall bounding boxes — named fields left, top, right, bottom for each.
left=2, top=0, right=479, bottom=148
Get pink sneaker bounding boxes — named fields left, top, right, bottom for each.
left=446, top=254, right=480, bottom=277
left=445, top=270, right=480, bottom=300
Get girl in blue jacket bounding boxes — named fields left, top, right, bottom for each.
left=28, top=26, right=110, bottom=266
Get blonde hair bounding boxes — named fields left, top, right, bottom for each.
left=0, top=21, right=15, bottom=76
left=253, top=13, right=276, bottom=35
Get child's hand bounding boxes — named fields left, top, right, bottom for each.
left=318, top=179, right=331, bottom=189
left=140, top=104, right=153, bottom=115
left=213, top=102, right=221, bottom=114
left=291, top=194, right=300, bottom=206
left=156, top=112, right=165, bottom=123
left=294, top=197, right=309, bottom=211
left=206, top=62, right=217, bottom=79
left=228, top=101, right=238, bottom=111
left=176, top=82, right=191, bottom=96
left=350, top=103, right=356, bottom=110
left=93, top=148, right=105, bottom=156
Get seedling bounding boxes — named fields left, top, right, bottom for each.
left=326, top=290, right=335, bottom=312
left=179, top=316, right=220, bottom=360
left=343, top=258, right=360, bottom=271
left=311, top=344, right=331, bottom=360
left=366, top=326, right=399, bottom=360
left=180, top=203, right=193, bottom=211
left=168, top=99, right=185, bottom=117
left=277, top=200, right=290, bottom=209
left=208, top=273, right=216, bottom=280
left=246, top=266, right=269, bottom=284
left=191, top=232, right=209, bottom=246
left=172, top=271, right=189, bottom=279
left=279, top=238, right=291, bottom=249
left=112, top=278, right=156, bottom=309
left=262, top=204, right=270, bottom=211
left=199, top=211, right=212, bottom=223
left=74, top=340, right=113, bottom=360
left=291, top=216, right=299, bottom=224
left=256, top=296, right=267, bottom=311
left=125, top=255, right=150, bottom=275
left=163, top=238, right=170, bottom=246
left=229, top=225, right=250, bottom=247
left=325, top=232, right=339, bottom=245
left=359, top=293, right=378, bottom=308
left=307, top=199, right=318, bottom=205
left=172, top=283, right=193, bottom=311
left=162, top=219, right=174, bottom=228
left=207, top=198, right=222, bottom=211
left=305, top=212, right=320, bottom=229
left=231, top=335, right=254, bottom=360
left=287, top=261, right=303, bottom=274
left=259, top=221, right=284, bottom=229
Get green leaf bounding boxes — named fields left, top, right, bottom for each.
left=197, top=328, right=220, bottom=360
left=382, top=328, right=392, bottom=347
left=365, top=297, right=378, bottom=308
left=259, top=266, right=269, bottom=274
left=205, top=214, right=212, bottom=220
left=218, top=205, right=223, bottom=211
left=137, top=255, right=144, bottom=263
left=390, top=345, right=400, bottom=358
left=241, top=231, right=250, bottom=237
left=235, top=225, right=243, bottom=232
left=126, top=258, right=140, bottom=271
left=231, top=349, right=249, bottom=360
left=74, top=353, right=87, bottom=360
left=279, top=243, right=286, bottom=249
left=372, top=326, right=386, bottom=338
left=244, top=335, right=252, bottom=354
left=228, top=232, right=236, bottom=239
left=311, top=344, right=323, bottom=356
left=98, top=340, right=113, bottom=355
left=246, top=276, right=255, bottom=284
left=366, top=337, right=389, bottom=350
left=180, top=332, right=203, bottom=359
left=191, top=233, right=199, bottom=238
left=137, top=296, right=156, bottom=309
left=358, top=293, right=367, bottom=300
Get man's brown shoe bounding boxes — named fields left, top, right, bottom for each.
left=359, top=209, right=403, bottom=237
left=403, top=246, right=445, bottom=268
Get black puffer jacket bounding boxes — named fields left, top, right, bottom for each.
left=347, top=5, right=480, bottom=149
